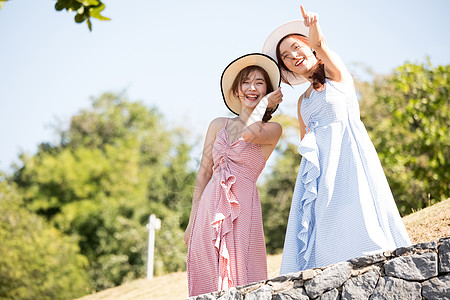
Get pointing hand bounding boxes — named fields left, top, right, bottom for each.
left=301, top=5, right=318, bottom=27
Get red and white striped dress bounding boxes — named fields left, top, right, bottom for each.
left=187, top=118, right=268, bottom=297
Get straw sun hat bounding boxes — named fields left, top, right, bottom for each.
left=262, top=20, right=310, bottom=85
left=221, top=53, right=281, bottom=115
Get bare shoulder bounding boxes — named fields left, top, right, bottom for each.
left=205, top=117, right=227, bottom=137
left=209, top=117, right=227, bottom=129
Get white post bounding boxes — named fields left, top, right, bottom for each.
left=146, top=214, right=161, bottom=279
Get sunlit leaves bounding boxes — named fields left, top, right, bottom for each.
left=0, top=180, right=90, bottom=299
left=54, top=0, right=110, bottom=31
left=13, top=92, right=194, bottom=291
left=259, top=140, right=301, bottom=254
left=358, top=60, right=449, bottom=215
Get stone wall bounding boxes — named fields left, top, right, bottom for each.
left=188, top=237, right=449, bottom=299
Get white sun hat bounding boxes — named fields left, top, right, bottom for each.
left=221, top=53, right=281, bottom=115
left=262, top=20, right=310, bottom=85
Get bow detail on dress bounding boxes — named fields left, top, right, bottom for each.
left=211, top=155, right=241, bottom=291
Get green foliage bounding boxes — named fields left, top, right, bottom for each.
left=87, top=211, right=148, bottom=289
left=54, top=0, right=110, bottom=31
left=0, top=177, right=90, bottom=300
left=13, top=92, right=194, bottom=291
left=259, top=142, right=301, bottom=254
left=147, top=202, right=188, bottom=276
left=258, top=114, right=302, bottom=254
left=359, top=61, right=449, bottom=215
left=149, top=136, right=196, bottom=229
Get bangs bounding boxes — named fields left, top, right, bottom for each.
left=231, top=66, right=274, bottom=96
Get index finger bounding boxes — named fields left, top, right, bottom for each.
left=300, top=5, right=307, bottom=18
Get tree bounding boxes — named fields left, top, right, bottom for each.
left=0, top=175, right=90, bottom=299
left=13, top=92, right=194, bottom=291
left=358, top=61, right=449, bottom=215
left=259, top=143, right=301, bottom=253
left=258, top=114, right=302, bottom=253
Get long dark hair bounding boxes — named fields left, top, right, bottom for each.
left=230, top=65, right=276, bottom=122
left=276, top=34, right=326, bottom=91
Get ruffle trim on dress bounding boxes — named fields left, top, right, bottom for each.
left=211, top=156, right=240, bottom=291
left=296, top=132, right=320, bottom=270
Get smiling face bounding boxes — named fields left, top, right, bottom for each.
left=277, top=35, right=316, bottom=76
left=237, top=69, right=267, bottom=107
left=231, top=66, right=274, bottom=112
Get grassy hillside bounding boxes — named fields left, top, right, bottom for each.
left=77, top=199, right=450, bottom=300
left=402, top=198, right=450, bottom=244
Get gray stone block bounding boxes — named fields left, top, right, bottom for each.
left=438, top=237, right=450, bottom=273
left=269, top=271, right=303, bottom=282
left=304, top=262, right=352, bottom=298
left=422, top=273, right=450, bottom=300
left=394, top=241, right=438, bottom=256
left=370, top=276, right=421, bottom=300
left=348, top=252, right=386, bottom=268
left=320, top=288, right=340, bottom=300
left=267, top=280, right=294, bottom=294
left=384, top=252, right=438, bottom=280
left=267, top=272, right=303, bottom=293
left=244, top=285, right=272, bottom=300
left=342, top=269, right=379, bottom=300
left=272, top=287, right=309, bottom=300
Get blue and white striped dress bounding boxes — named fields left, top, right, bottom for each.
left=280, top=78, right=411, bottom=274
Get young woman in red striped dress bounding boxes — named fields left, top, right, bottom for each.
left=184, top=53, right=283, bottom=297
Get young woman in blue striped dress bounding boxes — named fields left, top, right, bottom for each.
left=262, top=5, right=411, bottom=273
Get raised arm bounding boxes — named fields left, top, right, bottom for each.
left=184, top=118, right=224, bottom=245
left=242, top=88, right=283, bottom=145
left=301, top=5, right=350, bottom=83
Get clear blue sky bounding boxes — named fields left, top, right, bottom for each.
left=1, top=0, right=449, bottom=172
